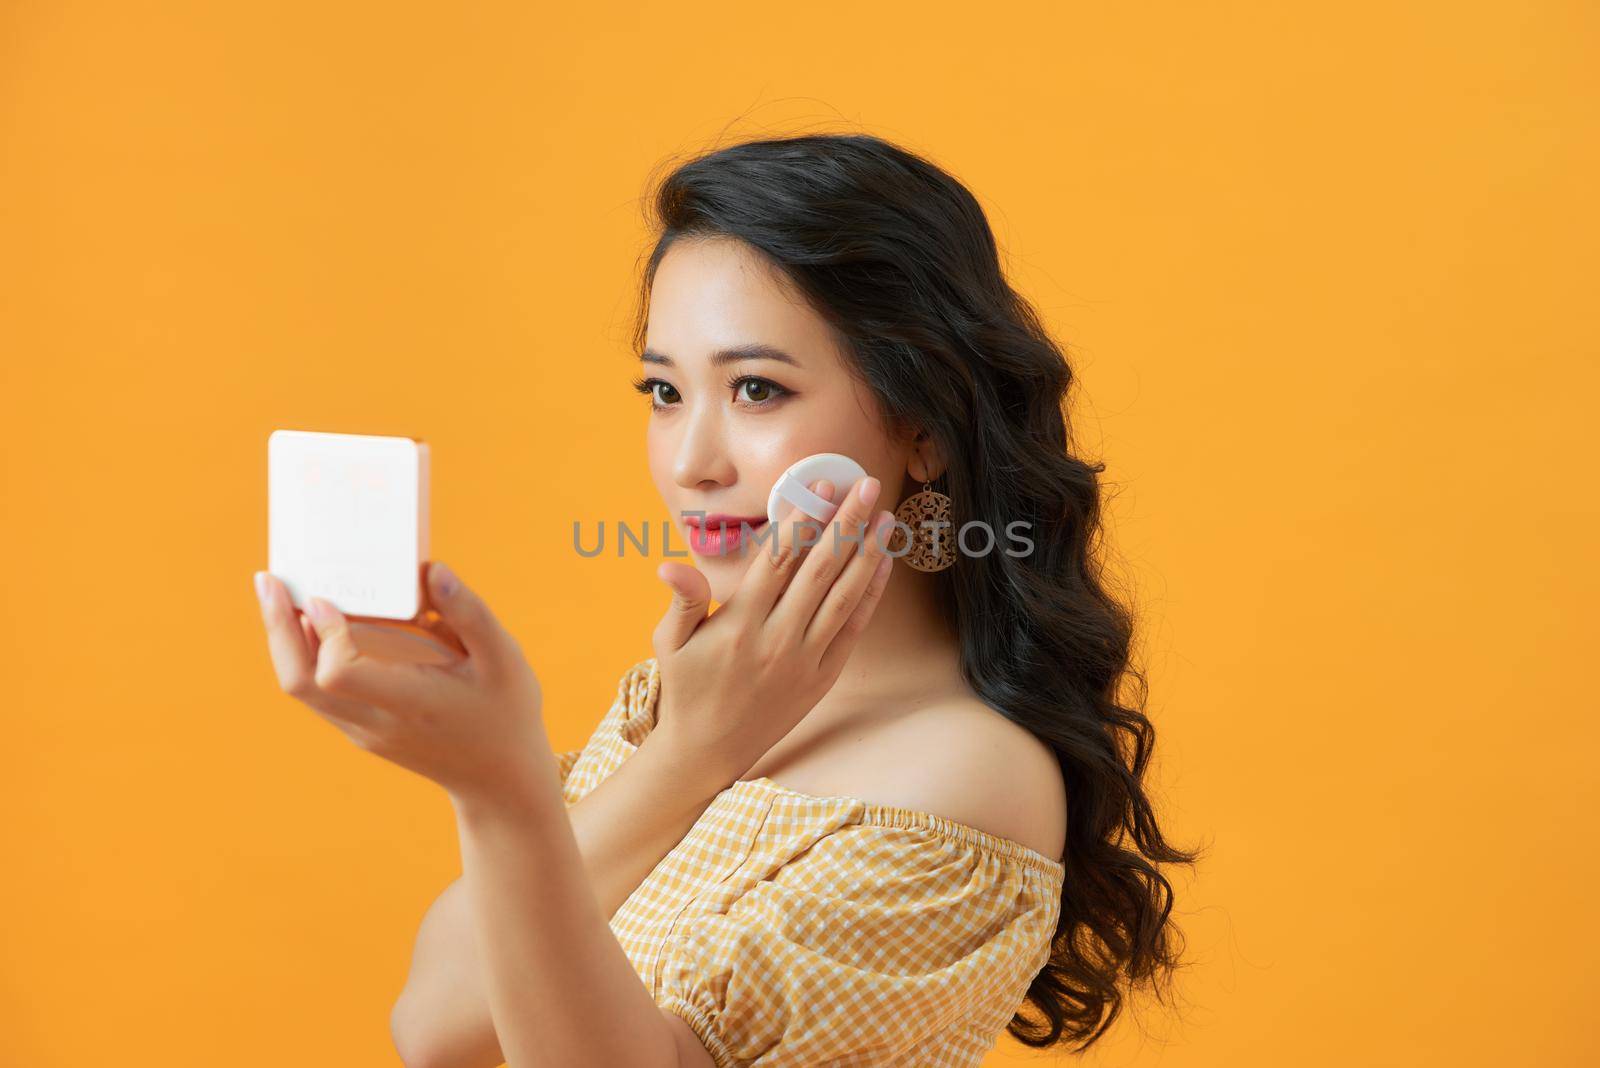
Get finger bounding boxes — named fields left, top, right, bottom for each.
left=653, top=561, right=711, bottom=653
left=304, top=594, right=440, bottom=712
left=414, top=611, right=469, bottom=658
left=256, top=571, right=316, bottom=695
left=805, top=510, right=894, bottom=651
left=424, top=561, right=518, bottom=672
left=299, top=609, right=321, bottom=658
left=729, top=478, right=837, bottom=622
left=255, top=572, right=382, bottom=728
left=769, top=475, right=886, bottom=640
left=815, top=546, right=896, bottom=679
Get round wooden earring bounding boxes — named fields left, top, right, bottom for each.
left=887, top=480, right=956, bottom=572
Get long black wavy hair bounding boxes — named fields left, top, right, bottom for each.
left=628, top=131, right=1202, bottom=1052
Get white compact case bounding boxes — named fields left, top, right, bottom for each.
left=268, top=429, right=430, bottom=620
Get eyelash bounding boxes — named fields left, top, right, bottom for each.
left=629, top=374, right=793, bottom=412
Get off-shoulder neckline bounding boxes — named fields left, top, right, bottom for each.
left=621, top=656, right=1066, bottom=879
left=732, top=774, right=1067, bottom=878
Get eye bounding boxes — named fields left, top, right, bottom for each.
left=630, top=376, right=679, bottom=410
left=629, top=373, right=794, bottom=412
left=728, top=375, right=792, bottom=409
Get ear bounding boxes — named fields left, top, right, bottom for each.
left=906, top=427, right=947, bottom=484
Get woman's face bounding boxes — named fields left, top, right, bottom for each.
left=639, top=235, right=909, bottom=604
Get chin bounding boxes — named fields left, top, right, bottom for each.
left=690, top=553, right=743, bottom=603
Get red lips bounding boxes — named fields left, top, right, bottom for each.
left=683, top=513, right=769, bottom=557
left=685, top=513, right=769, bottom=529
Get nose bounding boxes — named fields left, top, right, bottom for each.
left=671, top=403, right=736, bottom=491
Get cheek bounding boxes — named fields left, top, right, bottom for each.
left=706, top=570, right=738, bottom=605
left=742, top=400, right=870, bottom=470
left=730, top=420, right=806, bottom=474
left=645, top=423, right=676, bottom=493
left=765, top=403, right=904, bottom=500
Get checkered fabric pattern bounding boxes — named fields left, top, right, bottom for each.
left=555, top=657, right=1066, bottom=1067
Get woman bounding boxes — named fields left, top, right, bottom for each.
left=253, top=132, right=1196, bottom=1066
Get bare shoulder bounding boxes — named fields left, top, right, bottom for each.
left=769, top=696, right=1068, bottom=862
left=884, top=698, right=1068, bottom=862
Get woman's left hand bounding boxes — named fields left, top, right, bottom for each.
left=253, top=561, right=547, bottom=808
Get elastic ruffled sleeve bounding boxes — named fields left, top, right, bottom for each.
left=555, top=656, right=659, bottom=807
left=554, top=746, right=584, bottom=791
left=652, top=819, right=1061, bottom=1067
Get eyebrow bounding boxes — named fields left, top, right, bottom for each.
left=638, top=343, right=803, bottom=370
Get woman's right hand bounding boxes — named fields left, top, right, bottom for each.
left=650, top=475, right=898, bottom=783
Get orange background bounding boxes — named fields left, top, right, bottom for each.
left=3, top=2, right=1596, bottom=1065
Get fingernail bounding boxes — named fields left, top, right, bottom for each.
left=307, top=597, right=333, bottom=623
left=874, top=511, right=895, bottom=540
left=253, top=571, right=268, bottom=605
left=815, top=479, right=834, bottom=501
left=858, top=477, right=881, bottom=506
left=432, top=562, right=457, bottom=599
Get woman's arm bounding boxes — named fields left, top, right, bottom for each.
left=391, top=719, right=743, bottom=1068
left=445, top=731, right=720, bottom=1068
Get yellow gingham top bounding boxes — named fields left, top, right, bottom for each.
left=555, top=657, right=1066, bottom=1067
